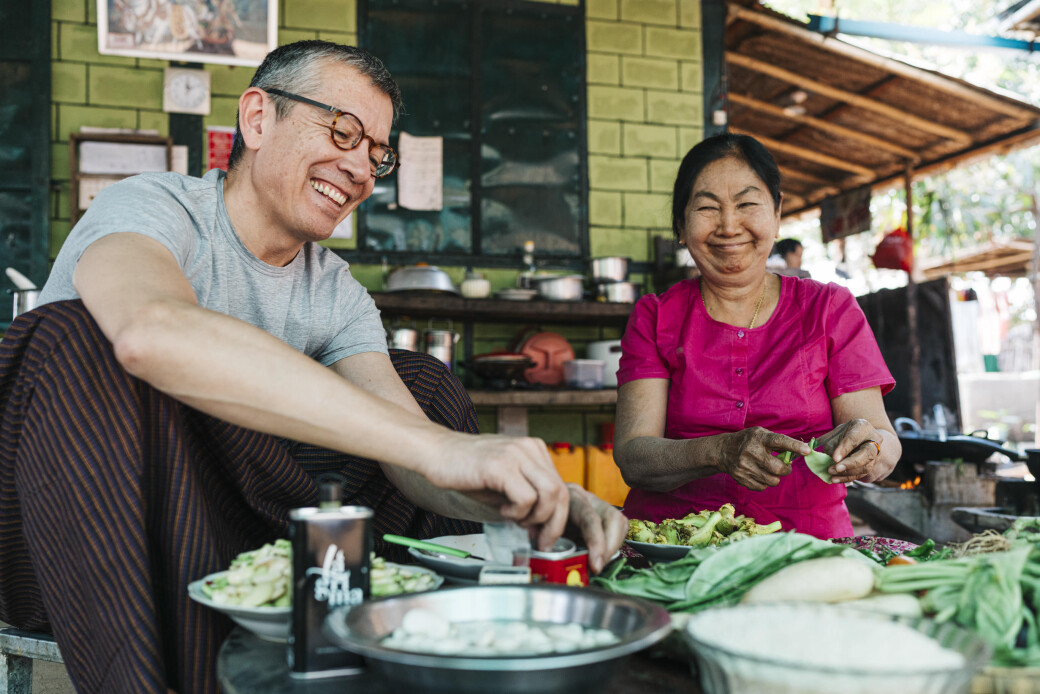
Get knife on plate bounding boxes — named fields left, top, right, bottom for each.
left=382, top=534, right=487, bottom=561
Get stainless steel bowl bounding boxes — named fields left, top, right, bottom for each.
left=325, top=585, right=672, bottom=694
left=589, top=257, right=629, bottom=283
left=596, top=281, right=637, bottom=303
left=386, top=265, right=459, bottom=294
left=532, top=274, right=584, bottom=302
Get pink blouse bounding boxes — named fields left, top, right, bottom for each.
left=617, top=275, right=894, bottom=539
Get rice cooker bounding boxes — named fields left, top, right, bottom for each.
left=587, top=339, right=622, bottom=388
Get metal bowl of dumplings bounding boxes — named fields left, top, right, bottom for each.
left=325, top=584, right=671, bottom=694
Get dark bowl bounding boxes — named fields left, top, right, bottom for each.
left=463, top=354, right=534, bottom=384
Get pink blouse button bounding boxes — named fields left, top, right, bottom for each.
left=737, top=330, right=745, bottom=338
left=736, top=367, right=744, bottom=375
left=736, top=401, right=744, bottom=409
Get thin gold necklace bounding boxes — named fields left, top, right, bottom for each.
left=700, top=278, right=768, bottom=329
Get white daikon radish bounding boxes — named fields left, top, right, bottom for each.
left=840, top=592, right=923, bottom=618
left=741, top=556, right=876, bottom=604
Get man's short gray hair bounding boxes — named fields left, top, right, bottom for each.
left=227, top=40, right=403, bottom=171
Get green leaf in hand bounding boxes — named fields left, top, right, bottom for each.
left=804, top=437, right=836, bottom=483
left=778, top=450, right=794, bottom=465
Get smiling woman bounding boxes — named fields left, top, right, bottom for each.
left=611, top=133, right=902, bottom=540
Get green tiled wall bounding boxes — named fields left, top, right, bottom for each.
left=47, top=0, right=702, bottom=444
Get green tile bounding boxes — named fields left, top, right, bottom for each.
left=52, top=0, right=87, bottom=23
left=587, top=53, right=620, bottom=85
left=587, top=85, right=644, bottom=122
left=588, top=120, right=621, bottom=155
left=348, top=264, right=381, bottom=290
left=52, top=61, right=87, bottom=103
left=51, top=143, right=71, bottom=183
left=586, top=21, right=642, bottom=55
left=62, top=23, right=136, bottom=65
left=620, top=0, right=676, bottom=26
left=589, top=155, right=648, bottom=191
left=49, top=219, right=72, bottom=259
left=87, top=0, right=96, bottom=24
left=623, top=191, right=671, bottom=229
left=645, top=26, right=700, bottom=60
left=528, top=411, right=586, bottom=446
left=88, top=65, right=163, bottom=109
left=590, top=226, right=648, bottom=260
left=317, top=31, right=357, bottom=46
left=586, top=0, right=619, bottom=20
left=204, top=95, right=240, bottom=128
left=277, top=29, right=318, bottom=45
left=647, top=90, right=701, bottom=126
left=621, top=56, right=679, bottom=90
left=623, top=123, right=677, bottom=159
left=589, top=190, right=622, bottom=226
left=650, top=158, right=681, bottom=192
left=52, top=22, right=60, bottom=61
left=58, top=104, right=138, bottom=139
left=137, top=110, right=168, bottom=136
left=679, top=0, right=700, bottom=28
left=136, top=58, right=167, bottom=70
left=204, top=64, right=245, bottom=97
left=284, top=0, right=356, bottom=33
left=680, top=61, right=702, bottom=92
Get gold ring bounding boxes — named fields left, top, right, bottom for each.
left=865, top=440, right=881, bottom=455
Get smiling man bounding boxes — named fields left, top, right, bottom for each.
left=5, top=41, right=626, bottom=694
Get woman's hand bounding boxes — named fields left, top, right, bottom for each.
left=716, top=427, right=810, bottom=491
left=814, top=418, right=886, bottom=484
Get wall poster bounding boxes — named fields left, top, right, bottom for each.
left=98, top=0, right=277, bottom=67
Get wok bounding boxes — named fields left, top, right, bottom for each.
left=895, top=417, right=1022, bottom=465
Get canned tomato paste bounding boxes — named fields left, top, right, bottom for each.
left=529, top=538, right=588, bottom=586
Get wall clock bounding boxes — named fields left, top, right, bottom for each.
left=163, top=67, right=211, bottom=116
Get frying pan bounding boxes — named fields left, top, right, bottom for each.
left=895, top=418, right=1023, bottom=465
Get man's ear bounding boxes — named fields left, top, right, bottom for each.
left=238, top=87, right=267, bottom=152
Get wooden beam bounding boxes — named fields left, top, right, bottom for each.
left=726, top=51, right=973, bottom=145
left=727, top=2, right=1040, bottom=121
left=731, top=127, right=876, bottom=177
left=728, top=92, right=919, bottom=160
left=778, top=165, right=837, bottom=188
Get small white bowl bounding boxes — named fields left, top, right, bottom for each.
left=188, top=571, right=291, bottom=643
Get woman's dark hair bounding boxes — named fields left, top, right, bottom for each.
left=773, top=238, right=803, bottom=258
left=671, top=133, right=782, bottom=240
left=227, top=40, right=403, bottom=172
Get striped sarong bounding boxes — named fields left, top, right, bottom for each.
left=0, top=300, right=479, bottom=694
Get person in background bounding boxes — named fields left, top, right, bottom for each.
left=612, top=133, right=900, bottom=541
left=0, top=40, right=625, bottom=694
left=768, top=237, right=810, bottom=278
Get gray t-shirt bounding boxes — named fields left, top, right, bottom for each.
left=40, top=169, right=388, bottom=366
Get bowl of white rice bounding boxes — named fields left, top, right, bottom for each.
left=684, top=603, right=991, bottom=694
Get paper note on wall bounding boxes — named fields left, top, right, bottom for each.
left=396, top=132, right=443, bottom=211
left=78, top=177, right=124, bottom=209
left=330, top=212, right=353, bottom=239
left=79, top=141, right=168, bottom=174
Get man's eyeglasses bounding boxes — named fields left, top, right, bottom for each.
left=263, top=88, right=399, bottom=178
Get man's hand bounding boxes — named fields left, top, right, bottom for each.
left=562, top=484, right=627, bottom=573
left=420, top=432, right=570, bottom=552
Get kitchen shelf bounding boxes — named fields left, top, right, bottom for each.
left=466, top=389, right=617, bottom=407
left=370, top=292, right=633, bottom=326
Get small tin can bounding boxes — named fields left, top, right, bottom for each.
left=288, top=505, right=372, bottom=679
left=528, top=538, right=588, bottom=586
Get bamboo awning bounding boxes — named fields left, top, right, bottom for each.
left=725, top=1, right=1040, bottom=218
left=999, top=0, right=1040, bottom=33
left=918, top=239, right=1035, bottom=279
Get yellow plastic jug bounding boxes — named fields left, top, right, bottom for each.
left=547, top=442, right=585, bottom=487
left=585, top=444, right=629, bottom=508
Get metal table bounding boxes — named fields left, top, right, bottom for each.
left=218, top=628, right=703, bottom=694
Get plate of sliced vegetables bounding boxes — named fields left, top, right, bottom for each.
left=189, top=540, right=443, bottom=643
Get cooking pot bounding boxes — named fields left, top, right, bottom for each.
left=587, top=339, right=622, bottom=387
left=9, top=289, right=40, bottom=321
left=423, top=328, right=460, bottom=369
left=589, top=257, right=628, bottom=283
left=387, top=326, right=419, bottom=351
left=386, top=265, right=459, bottom=294
left=463, top=353, right=535, bottom=388
left=532, top=275, right=584, bottom=302
left=596, top=282, right=637, bottom=303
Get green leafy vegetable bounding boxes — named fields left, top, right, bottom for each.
left=804, top=437, right=836, bottom=483
left=594, top=532, right=858, bottom=611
